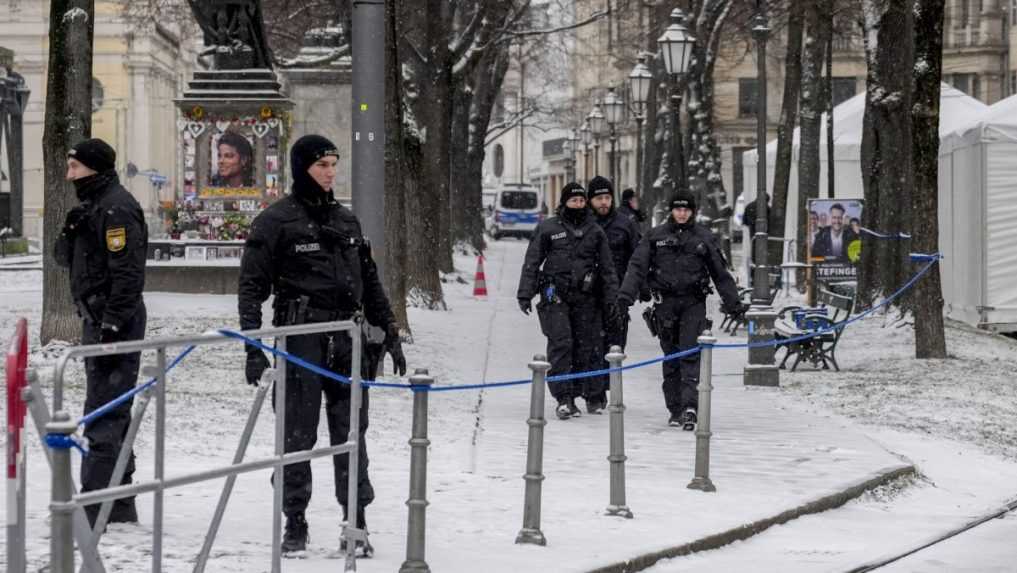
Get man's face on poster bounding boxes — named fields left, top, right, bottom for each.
left=809, top=212, right=818, bottom=231
left=830, top=207, right=845, bottom=232
left=218, top=143, right=245, bottom=184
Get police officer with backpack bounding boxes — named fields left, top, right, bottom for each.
left=618, top=192, right=747, bottom=429
left=517, top=182, right=619, bottom=418
left=238, top=134, right=406, bottom=557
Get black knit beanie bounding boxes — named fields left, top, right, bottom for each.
left=587, top=176, right=614, bottom=201
left=670, top=191, right=697, bottom=212
left=559, top=182, right=587, bottom=207
left=290, top=134, right=340, bottom=195
left=68, top=138, right=116, bottom=173
left=621, top=188, right=636, bottom=202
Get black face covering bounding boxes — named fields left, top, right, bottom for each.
left=72, top=170, right=118, bottom=203
left=562, top=206, right=588, bottom=226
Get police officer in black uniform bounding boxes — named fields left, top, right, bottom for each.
left=54, top=138, right=148, bottom=527
left=618, top=192, right=746, bottom=429
left=517, top=182, right=619, bottom=419
left=618, top=188, right=647, bottom=224
left=588, top=176, right=641, bottom=350
left=238, top=135, right=406, bottom=556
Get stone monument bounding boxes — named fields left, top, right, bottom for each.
left=173, top=0, right=292, bottom=246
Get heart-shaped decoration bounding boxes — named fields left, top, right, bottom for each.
left=252, top=122, right=270, bottom=139
left=176, top=118, right=188, bottom=131
left=215, top=120, right=231, bottom=133
left=186, top=121, right=206, bottom=139
left=266, top=118, right=280, bottom=128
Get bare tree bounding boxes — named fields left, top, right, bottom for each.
left=910, top=0, right=947, bottom=357
left=858, top=0, right=913, bottom=307
left=41, top=0, right=95, bottom=344
left=384, top=0, right=409, bottom=328
left=796, top=0, right=831, bottom=270
left=770, top=0, right=804, bottom=253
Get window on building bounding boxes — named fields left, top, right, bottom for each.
left=92, top=78, right=105, bottom=113
left=1010, top=71, right=1016, bottom=96
left=960, top=0, right=969, bottom=27
left=972, top=74, right=981, bottom=101
left=1012, top=0, right=1017, bottom=25
left=739, top=78, right=759, bottom=117
left=831, top=77, right=857, bottom=106
left=951, top=73, right=974, bottom=96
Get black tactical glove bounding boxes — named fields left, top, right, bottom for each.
left=384, top=324, right=407, bottom=377
left=62, top=206, right=89, bottom=236
left=518, top=298, right=532, bottom=315
left=724, top=302, right=751, bottom=319
left=638, top=288, right=652, bottom=303
left=616, top=295, right=634, bottom=311
left=98, top=323, right=120, bottom=344
left=245, top=347, right=270, bottom=386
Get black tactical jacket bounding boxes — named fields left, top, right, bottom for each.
left=620, top=218, right=739, bottom=307
left=517, top=212, right=619, bottom=303
left=595, top=208, right=641, bottom=284
left=237, top=192, right=395, bottom=331
left=54, top=173, right=147, bottom=329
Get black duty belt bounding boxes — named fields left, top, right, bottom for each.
left=303, top=306, right=356, bottom=323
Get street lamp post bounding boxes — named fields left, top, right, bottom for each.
left=657, top=9, right=696, bottom=197
left=603, top=87, right=624, bottom=197
left=563, top=130, right=577, bottom=183
left=0, top=70, right=30, bottom=237
left=580, top=121, right=592, bottom=186
left=628, top=54, right=652, bottom=201
left=744, top=2, right=779, bottom=387
left=588, top=101, right=605, bottom=178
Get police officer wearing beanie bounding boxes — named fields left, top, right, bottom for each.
left=618, top=188, right=647, bottom=224
left=237, top=134, right=406, bottom=556
left=618, top=192, right=746, bottom=429
left=588, top=176, right=641, bottom=351
left=54, top=138, right=148, bottom=527
left=517, top=182, right=619, bottom=418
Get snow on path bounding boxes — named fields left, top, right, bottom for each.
left=3, top=239, right=913, bottom=572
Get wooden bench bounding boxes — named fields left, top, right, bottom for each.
left=774, top=287, right=855, bottom=372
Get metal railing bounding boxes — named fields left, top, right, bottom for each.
left=40, top=320, right=368, bottom=573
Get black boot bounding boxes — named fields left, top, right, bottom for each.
left=107, top=499, right=138, bottom=524
left=281, top=511, right=308, bottom=553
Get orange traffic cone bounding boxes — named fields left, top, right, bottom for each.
left=473, top=254, right=488, bottom=297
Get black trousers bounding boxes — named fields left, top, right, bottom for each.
left=655, top=296, right=707, bottom=415
left=80, top=303, right=147, bottom=524
left=275, top=329, right=374, bottom=515
left=536, top=293, right=606, bottom=403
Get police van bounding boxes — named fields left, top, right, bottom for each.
left=490, top=184, right=542, bottom=240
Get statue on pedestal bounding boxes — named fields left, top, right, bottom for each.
left=187, top=0, right=274, bottom=69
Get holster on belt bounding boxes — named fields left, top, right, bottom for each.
left=642, top=306, right=659, bottom=338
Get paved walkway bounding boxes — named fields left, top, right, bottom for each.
left=403, top=240, right=909, bottom=572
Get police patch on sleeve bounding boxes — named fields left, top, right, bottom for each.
left=106, top=227, right=127, bottom=252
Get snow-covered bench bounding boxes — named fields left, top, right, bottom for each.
left=774, top=288, right=856, bottom=372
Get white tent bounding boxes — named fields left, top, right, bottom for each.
left=741, top=83, right=987, bottom=243
left=937, top=94, right=1017, bottom=331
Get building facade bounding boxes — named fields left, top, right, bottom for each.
left=0, top=0, right=195, bottom=238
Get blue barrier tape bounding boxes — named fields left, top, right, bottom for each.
left=77, top=345, right=197, bottom=428
left=68, top=253, right=941, bottom=437
left=715, top=255, right=939, bottom=350
left=45, top=433, right=89, bottom=456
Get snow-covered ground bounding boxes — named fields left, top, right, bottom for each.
left=3, top=239, right=1017, bottom=572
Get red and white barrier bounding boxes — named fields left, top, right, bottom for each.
left=6, top=317, right=28, bottom=572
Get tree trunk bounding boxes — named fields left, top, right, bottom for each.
left=449, top=75, right=478, bottom=250
left=796, top=0, right=829, bottom=273
left=424, top=0, right=454, bottom=273
left=41, top=0, right=95, bottom=344
left=464, top=47, right=511, bottom=251
left=684, top=0, right=732, bottom=221
left=859, top=0, right=914, bottom=307
left=384, top=0, right=408, bottom=328
left=910, top=0, right=947, bottom=358
left=771, top=0, right=804, bottom=249
left=400, top=0, right=446, bottom=308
